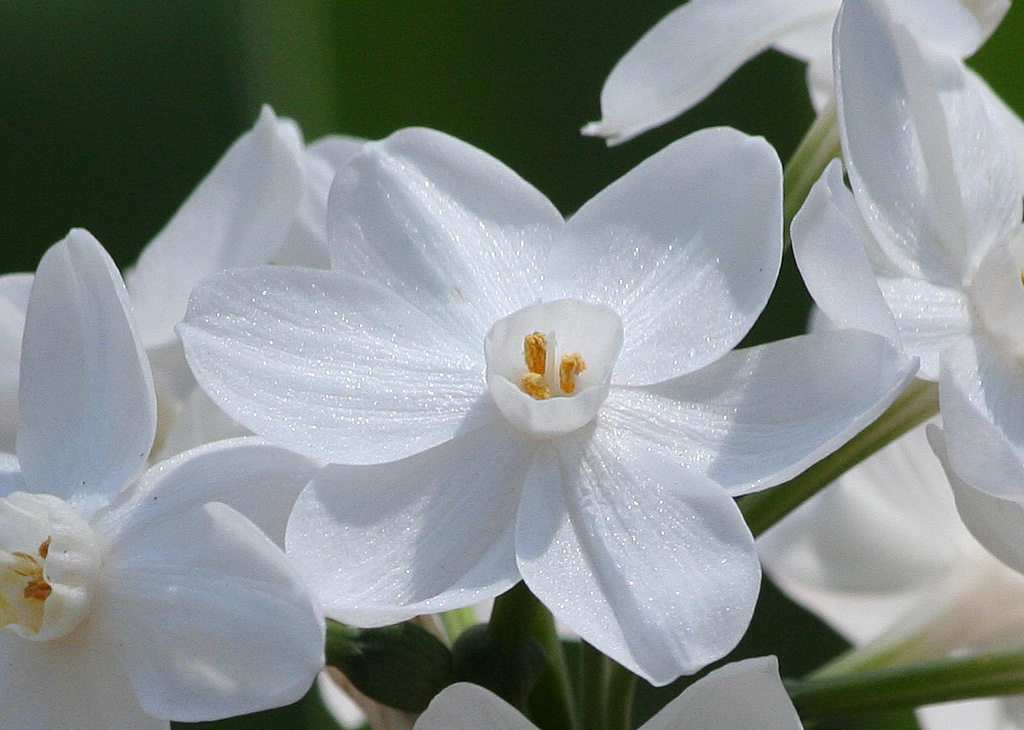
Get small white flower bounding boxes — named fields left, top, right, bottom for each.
left=413, top=656, right=802, bottom=730
left=180, top=125, right=914, bottom=685
left=0, top=230, right=325, bottom=729
left=582, top=0, right=1010, bottom=144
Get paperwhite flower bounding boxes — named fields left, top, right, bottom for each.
left=0, top=230, right=325, bottom=729
left=413, top=656, right=802, bottom=730
left=760, top=423, right=1024, bottom=729
left=179, top=125, right=915, bottom=685
left=582, top=0, right=1008, bottom=143
left=793, top=0, right=1024, bottom=510
left=0, top=106, right=364, bottom=459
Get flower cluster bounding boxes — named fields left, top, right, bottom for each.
left=5, top=0, right=1024, bottom=727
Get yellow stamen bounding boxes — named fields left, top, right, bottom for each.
left=559, top=353, right=587, bottom=394
left=1, top=543, right=50, bottom=633
left=524, top=332, right=548, bottom=375
left=522, top=372, right=551, bottom=400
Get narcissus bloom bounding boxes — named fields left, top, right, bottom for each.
left=0, top=230, right=324, bottom=729
left=180, top=126, right=914, bottom=685
left=583, top=0, right=1008, bottom=143
left=413, top=657, right=802, bottom=730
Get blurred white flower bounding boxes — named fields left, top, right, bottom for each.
left=180, top=125, right=914, bottom=685
left=583, top=0, right=1009, bottom=143
left=0, top=230, right=324, bottom=729
left=413, top=656, right=802, bottom=730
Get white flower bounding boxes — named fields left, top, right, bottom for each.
left=413, top=656, right=802, bottom=730
left=0, top=230, right=325, bottom=729
left=0, top=106, right=364, bottom=460
left=792, top=0, right=1024, bottom=510
left=760, top=423, right=1024, bottom=729
left=582, top=0, right=1009, bottom=144
left=179, top=125, right=915, bottom=685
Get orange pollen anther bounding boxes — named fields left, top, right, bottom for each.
left=524, top=332, right=548, bottom=375
left=520, top=332, right=586, bottom=400
left=559, top=353, right=586, bottom=394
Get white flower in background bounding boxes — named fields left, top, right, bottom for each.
left=179, top=125, right=915, bottom=684
left=0, top=230, right=325, bottom=729
left=0, top=105, right=364, bottom=459
left=582, top=0, right=1010, bottom=144
left=414, top=656, right=802, bottom=730
left=793, top=0, right=1024, bottom=511
left=760, top=423, right=1024, bottom=730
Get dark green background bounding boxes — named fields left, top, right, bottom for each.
left=3, top=2, right=1022, bottom=728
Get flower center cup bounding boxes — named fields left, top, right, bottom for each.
left=485, top=299, right=623, bottom=438
left=0, top=492, right=101, bottom=641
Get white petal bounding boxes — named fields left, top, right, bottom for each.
left=286, top=423, right=530, bottom=626
left=931, top=425, right=1024, bottom=577
left=835, top=0, right=966, bottom=283
left=96, top=437, right=320, bottom=548
left=126, top=106, right=305, bottom=348
left=0, top=453, right=24, bottom=499
left=328, top=127, right=559, bottom=341
left=603, top=329, right=917, bottom=496
left=0, top=273, right=32, bottom=453
left=414, top=683, right=537, bottom=730
left=17, top=231, right=155, bottom=510
left=151, top=384, right=250, bottom=461
left=554, top=128, right=783, bottom=384
left=517, top=426, right=760, bottom=686
left=581, top=0, right=835, bottom=143
left=179, top=265, right=495, bottom=464
left=642, top=656, right=801, bottom=730
left=0, top=624, right=165, bottom=730
left=939, top=337, right=1024, bottom=501
left=102, top=501, right=324, bottom=722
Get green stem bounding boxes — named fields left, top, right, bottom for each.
left=788, top=649, right=1024, bottom=723
left=740, top=378, right=938, bottom=537
left=782, top=99, right=840, bottom=245
left=605, top=660, right=637, bottom=730
left=492, top=583, right=580, bottom=730
left=580, top=642, right=609, bottom=730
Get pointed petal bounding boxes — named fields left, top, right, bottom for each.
left=582, top=0, right=835, bottom=143
left=0, top=273, right=33, bottom=453
left=17, top=230, right=155, bottom=509
left=939, top=337, right=1024, bottom=502
left=603, top=329, right=917, bottom=496
left=102, top=501, right=325, bottom=722
left=517, top=426, right=760, bottom=686
left=328, top=127, right=559, bottom=342
left=286, top=423, right=529, bottom=626
left=643, top=656, right=801, bottom=730
left=179, top=265, right=495, bottom=464
left=0, top=624, right=165, bottom=730
left=96, top=437, right=320, bottom=548
left=126, top=106, right=305, bottom=348
left=414, top=683, right=537, bottom=730
left=555, top=127, right=782, bottom=384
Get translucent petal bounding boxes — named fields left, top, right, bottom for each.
left=286, top=423, right=530, bottom=626
left=414, top=683, right=537, bottom=730
left=0, top=273, right=32, bottom=453
left=517, top=426, right=759, bottom=685
left=17, top=230, right=155, bottom=510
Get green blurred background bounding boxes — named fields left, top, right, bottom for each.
left=3, top=2, right=1023, bottom=728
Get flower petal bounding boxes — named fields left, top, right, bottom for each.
left=286, top=423, right=529, bottom=626
left=642, top=656, right=801, bottom=730
left=0, top=273, right=33, bottom=453
left=603, top=329, right=917, bottom=496
left=516, top=426, right=760, bottom=686
left=96, top=437, right=320, bottom=548
left=17, top=230, right=155, bottom=510
left=939, top=337, right=1024, bottom=502
left=179, top=265, right=495, bottom=464
left=554, top=127, right=783, bottom=384
left=581, top=0, right=835, bottom=143
left=414, top=683, right=537, bottom=730
left=0, top=623, right=165, bottom=730
left=328, top=127, right=560, bottom=342
left=126, top=106, right=305, bottom=348
left=102, top=501, right=325, bottom=722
